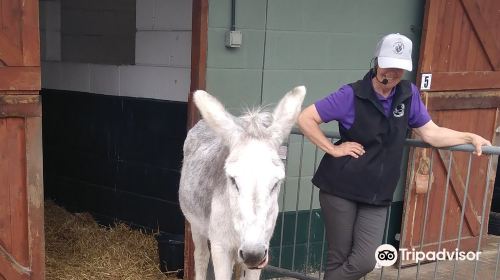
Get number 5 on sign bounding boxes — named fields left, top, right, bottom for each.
left=420, top=74, right=432, bottom=90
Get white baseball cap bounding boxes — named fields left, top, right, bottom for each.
left=374, top=33, right=413, bottom=71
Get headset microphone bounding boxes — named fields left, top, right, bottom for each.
left=376, top=75, right=389, bottom=85
left=371, top=59, right=389, bottom=85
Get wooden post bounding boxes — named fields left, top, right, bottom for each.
left=184, top=0, right=208, bottom=279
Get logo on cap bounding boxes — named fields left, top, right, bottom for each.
left=393, top=40, right=404, bottom=55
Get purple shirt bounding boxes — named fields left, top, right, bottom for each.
left=315, top=83, right=431, bottom=129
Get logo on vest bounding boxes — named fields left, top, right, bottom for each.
left=393, top=103, right=405, bottom=118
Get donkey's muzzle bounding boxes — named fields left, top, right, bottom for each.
left=239, top=246, right=268, bottom=268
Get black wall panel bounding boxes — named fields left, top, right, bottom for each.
left=42, top=89, right=187, bottom=234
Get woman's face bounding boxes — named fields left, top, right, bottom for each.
left=376, top=67, right=405, bottom=88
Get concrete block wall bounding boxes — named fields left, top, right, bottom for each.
left=40, top=0, right=192, bottom=233
left=40, top=0, right=192, bottom=102
left=131, top=0, right=192, bottom=101
left=61, top=0, right=136, bottom=65
left=39, top=0, right=61, bottom=61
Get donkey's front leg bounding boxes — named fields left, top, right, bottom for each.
left=239, top=267, right=262, bottom=280
left=211, top=243, right=234, bottom=280
left=191, top=229, right=210, bottom=280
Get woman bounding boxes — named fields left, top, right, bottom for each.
left=297, top=33, right=491, bottom=280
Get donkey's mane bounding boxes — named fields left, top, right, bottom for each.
left=236, top=106, right=274, bottom=139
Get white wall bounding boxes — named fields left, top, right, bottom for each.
left=40, top=0, right=192, bottom=102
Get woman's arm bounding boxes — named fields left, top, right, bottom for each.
left=297, top=104, right=365, bottom=158
left=413, top=120, right=492, bottom=155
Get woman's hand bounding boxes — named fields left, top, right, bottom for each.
left=330, top=142, right=365, bottom=158
left=470, top=134, right=492, bottom=156
left=414, top=121, right=492, bottom=156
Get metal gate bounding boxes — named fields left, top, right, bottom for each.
left=263, top=129, right=500, bottom=280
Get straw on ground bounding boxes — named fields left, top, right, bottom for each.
left=45, top=201, right=176, bottom=280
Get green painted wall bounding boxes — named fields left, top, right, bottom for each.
left=207, top=0, right=424, bottom=110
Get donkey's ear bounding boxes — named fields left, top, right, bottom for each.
left=269, top=86, right=306, bottom=145
left=193, top=90, right=242, bottom=146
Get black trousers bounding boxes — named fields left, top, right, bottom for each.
left=319, top=191, right=388, bottom=280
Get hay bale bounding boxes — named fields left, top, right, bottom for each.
left=45, top=201, right=177, bottom=280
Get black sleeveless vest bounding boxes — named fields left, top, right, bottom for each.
left=312, top=72, right=413, bottom=206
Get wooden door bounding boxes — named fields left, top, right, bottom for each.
left=0, top=0, right=43, bottom=279
left=400, top=0, right=500, bottom=265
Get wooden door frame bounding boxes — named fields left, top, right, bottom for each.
left=184, top=0, right=208, bottom=279
left=0, top=0, right=39, bottom=66
left=0, top=0, right=40, bottom=91
left=0, top=0, right=43, bottom=279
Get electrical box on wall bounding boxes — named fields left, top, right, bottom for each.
left=225, top=31, right=242, bottom=48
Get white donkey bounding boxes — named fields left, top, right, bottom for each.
left=179, top=86, right=306, bottom=280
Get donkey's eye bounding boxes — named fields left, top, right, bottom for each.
left=229, top=177, right=239, bottom=192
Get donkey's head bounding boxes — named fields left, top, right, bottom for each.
left=193, top=86, right=305, bottom=269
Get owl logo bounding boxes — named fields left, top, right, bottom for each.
left=393, top=103, right=405, bottom=118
